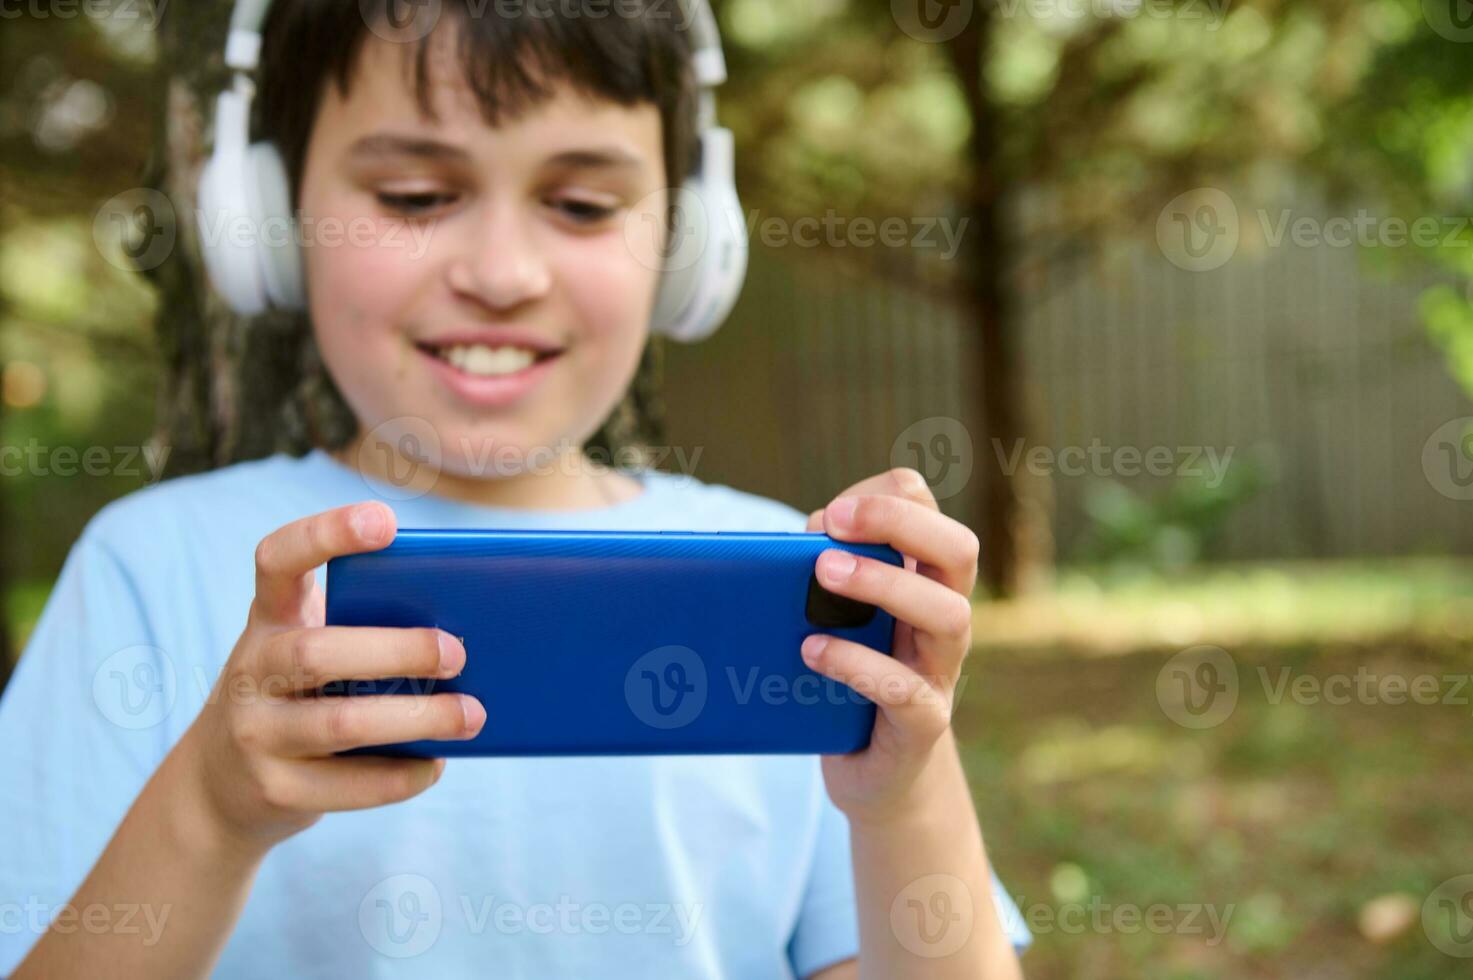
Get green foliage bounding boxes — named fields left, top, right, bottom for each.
left=1078, top=455, right=1272, bottom=570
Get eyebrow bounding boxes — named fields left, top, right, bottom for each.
left=348, top=134, right=470, bottom=162
left=347, top=133, right=648, bottom=172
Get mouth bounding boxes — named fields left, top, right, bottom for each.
left=412, top=337, right=567, bottom=409
left=414, top=340, right=565, bottom=378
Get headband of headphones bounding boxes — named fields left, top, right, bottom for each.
left=198, top=0, right=750, bottom=342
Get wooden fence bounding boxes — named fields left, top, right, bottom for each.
left=661, top=193, right=1473, bottom=561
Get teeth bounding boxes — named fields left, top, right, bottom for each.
left=438, top=344, right=539, bottom=376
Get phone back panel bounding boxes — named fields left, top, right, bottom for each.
left=325, top=529, right=902, bottom=757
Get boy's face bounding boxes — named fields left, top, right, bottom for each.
left=297, top=27, right=668, bottom=477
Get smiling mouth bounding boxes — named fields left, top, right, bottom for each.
left=415, top=341, right=563, bottom=377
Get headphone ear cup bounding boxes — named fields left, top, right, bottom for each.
left=650, top=128, right=749, bottom=343
left=197, top=128, right=269, bottom=315
left=649, top=183, right=712, bottom=335
left=247, top=142, right=305, bottom=311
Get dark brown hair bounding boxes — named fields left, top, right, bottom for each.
left=254, top=0, right=698, bottom=460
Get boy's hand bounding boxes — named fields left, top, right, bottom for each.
left=803, top=468, right=979, bottom=826
left=183, top=503, right=486, bottom=853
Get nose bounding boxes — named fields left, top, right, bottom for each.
left=445, top=201, right=552, bottom=310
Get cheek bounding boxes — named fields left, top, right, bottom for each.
left=302, top=223, right=434, bottom=425
left=303, top=207, right=431, bottom=343
left=305, top=212, right=428, bottom=326
left=551, top=232, right=660, bottom=347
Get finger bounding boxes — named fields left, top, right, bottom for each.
left=821, top=494, right=980, bottom=596
left=831, top=467, right=939, bottom=512
left=255, top=627, right=465, bottom=693
left=264, top=755, right=447, bottom=812
left=253, top=502, right=396, bottom=627
left=268, top=693, right=486, bottom=756
left=800, top=634, right=951, bottom=745
left=815, top=548, right=972, bottom=677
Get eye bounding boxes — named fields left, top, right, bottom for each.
left=376, top=191, right=458, bottom=216
left=550, top=197, right=618, bottom=225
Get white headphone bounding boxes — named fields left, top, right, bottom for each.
left=196, top=0, right=748, bottom=344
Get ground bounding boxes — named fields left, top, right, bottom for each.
left=960, top=561, right=1473, bottom=979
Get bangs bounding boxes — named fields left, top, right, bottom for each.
left=258, top=0, right=698, bottom=208
left=376, top=2, right=693, bottom=130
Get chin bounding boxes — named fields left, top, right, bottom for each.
left=430, top=420, right=584, bottom=479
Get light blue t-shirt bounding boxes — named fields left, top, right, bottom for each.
left=0, top=449, right=1029, bottom=977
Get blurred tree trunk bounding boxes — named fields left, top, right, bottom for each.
left=946, top=12, right=1053, bottom=598
left=146, top=2, right=317, bottom=478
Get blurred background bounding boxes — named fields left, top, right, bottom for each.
left=4, top=0, right=1473, bottom=976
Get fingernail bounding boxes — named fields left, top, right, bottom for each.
left=460, top=696, right=486, bottom=734
left=352, top=504, right=386, bottom=541
left=438, top=632, right=465, bottom=676
left=821, top=549, right=857, bottom=584
left=802, top=634, right=830, bottom=664
left=828, top=497, right=858, bottom=531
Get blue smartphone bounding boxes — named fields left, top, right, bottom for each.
left=323, top=529, right=902, bottom=757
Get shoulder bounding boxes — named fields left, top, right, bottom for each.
left=640, top=470, right=809, bottom=533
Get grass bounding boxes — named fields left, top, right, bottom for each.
left=959, top=560, right=1473, bottom=979
left=973, top=558, right=1473, bottom=655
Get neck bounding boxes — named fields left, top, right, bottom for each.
left=335, top=432, right=645, bottom=512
